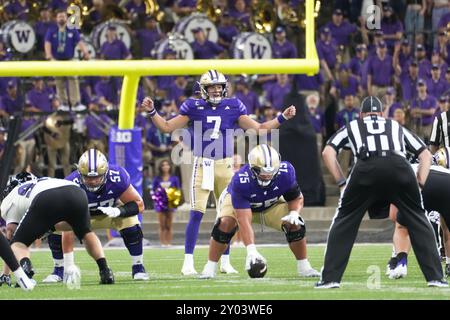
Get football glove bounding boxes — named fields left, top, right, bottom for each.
left=97, top=206, right=121, bottom=218
left=245, top=245, right=266, bottom=271
left=64, top=265, right=81, bottom=290
left=281, top=211, right=305, bottom=226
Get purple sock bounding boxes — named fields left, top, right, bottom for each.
left=48, top=234, right=63, bottom=260
left=224, top=243, right=231, bottom=255
left=185, top=210, right=203, bottom=254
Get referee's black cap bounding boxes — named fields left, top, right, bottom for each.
left=361, top=96, right=383, bottom=113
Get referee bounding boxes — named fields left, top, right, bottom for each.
left=317, top=96, right=446, bottom=289
left=430, top=97, right=450, bottom=153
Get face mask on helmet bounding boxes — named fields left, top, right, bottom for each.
left=199, top=70, right=228, bottom=105
left=78, top=149, right=109, bottom=192
left=433, top=147, right=450, bottom=169
left=248, top=144, right=281, bottom=188
left=2, top=172, right=37, bottom=199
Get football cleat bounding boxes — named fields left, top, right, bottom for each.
left=19, top=257, right=34, bottom=279
left=0, top=274, right=11, bottom=287
left=298, top=267, right=321, bottom=278
left=199, top=264, right=217, bottom=279
left=132, top=264, right=149, bottom=281
left=99, top=267, right=115, bottom=284
left=386, top=257, right=397, bottom=276
left=16, top=276, right=36, bottom=291
left=181, top=265, right=198, bottom=276
left=314, top=281, right=340, bottom=289
left=220, top=263, right=238, bottom=274
left=389, top=255, right=407, bottom=279
left=43, top=266, right=64, bottom=283
left=427, top=279, right=449, bottom=288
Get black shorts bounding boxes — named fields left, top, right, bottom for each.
left=11, top=185, right=91, bottom=246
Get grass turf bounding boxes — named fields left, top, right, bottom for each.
left=0, top=244, right=448, bottom=300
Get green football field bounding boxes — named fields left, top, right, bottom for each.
left=0, top=244, right=448, bottom=300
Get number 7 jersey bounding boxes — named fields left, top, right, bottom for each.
left=65, top=165, right=131, bottom=214
left=179, top=97, right=247, bottom=159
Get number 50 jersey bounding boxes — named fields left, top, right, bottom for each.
left=65, top=165, right=131, bottom=214
left=227, top=161, right=301, bottom=212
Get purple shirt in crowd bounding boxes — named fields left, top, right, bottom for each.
left=265, top=83, right=292, bottom=110
left=367, top=54, right=394, bottom=86
left=317, top=39, right=338, bottom=70
left=95, top=80, right=119, bottom=105
left=295, top=73, right=324, bottom=91
left=0, top=94, right=23, bottom=115
left=100, top=40, right=130, bottom=60
left=125, top=1, right=146, bottom=15
left=325, top=21, right=357, bottom=47
left=25, top=87, right=55, bottom=112
left=386, top=102, right=403, bottom=118
left=191, top=40, right=224, bottom=59
left=411, top=95, right=438, bottom=126
left=218, top=25, right=239, bottom=44
left=45, top=27, right=80, bottom=60
left=235, top=91, right=260, bottom=115
left=333, top=76, right=360, bottom=99
left=6, top=1, right=29, bottom=20
left=380, top=20, right=404, bottom=50
left=272, top=40, right=298, bottom=59
left=35, top=21, right=57, bottom=52
left=427, top=78, right=449, bottom=98
left=49, top=0, right=69, bottom=11
left=85, top=113, right=111, bottom=140
left=308, top=110, right=325, bottom=134
left=400, top=73, right=419, bottom=102
left=136, top=28, right=161, bottom=58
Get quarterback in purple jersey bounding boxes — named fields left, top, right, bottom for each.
left=200, top=144, right=320, bottom=279
left=142, top=70, right=296, bottom=276
left=44, top=149, right=147, bottom=283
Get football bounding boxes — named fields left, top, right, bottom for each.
left=247, top=258, right=267, bottom=278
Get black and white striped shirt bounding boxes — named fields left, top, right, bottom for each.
left=430, top=110, right=450, bottom=147
left=327, top=115, right=427, bottom=159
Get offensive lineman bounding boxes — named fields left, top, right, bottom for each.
left=44, top=149, right=148, bottom=282
left=1, top=172, right=114, bottom=286
left=142, top=70, right=296, bottom=275
left=200, top=144, right=320, bottom=278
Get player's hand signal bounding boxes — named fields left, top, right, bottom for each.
left=283, top=105, right=296, bottom=120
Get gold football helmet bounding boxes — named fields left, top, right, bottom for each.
left=248, top=144, right=281, bottom=187
left=198, top=69, right=228, bottom=104
left=78, top=149, right=109, bottom=192
left=433, top=147, right=450, bottom=169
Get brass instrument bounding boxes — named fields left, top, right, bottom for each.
left=277, top=0, right=320, bottom=29
left=144, top=0, right=164, bottom=22
left=44, top=112, right=72, bottom=150
left=251, top=0, right=276, bottom=34
left=196, top=0, right=221, bottom=23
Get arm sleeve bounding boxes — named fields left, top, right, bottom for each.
left=326, top=125, right=350, bottom=152
left=403, top=127, right=427, bottom=156
left=429, top=114, right=442, bottom=146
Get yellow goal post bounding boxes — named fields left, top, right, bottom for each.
left=0, top=0, right=319, bottom=130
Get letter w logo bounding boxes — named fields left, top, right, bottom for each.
left=250, top=43, right=267, bottom=59
left=15, top=29, right=31, bottom=43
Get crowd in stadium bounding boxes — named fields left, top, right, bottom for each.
left=0, top=0, right=450, bottom=208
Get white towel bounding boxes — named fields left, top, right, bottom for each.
left=201, top=158, right=215, bottom=191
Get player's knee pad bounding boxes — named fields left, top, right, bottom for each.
left=120, top=225, right=143, bottom=246
left=282, top=224, right=306, bottom=243
left=211, top=218, right=237, bottom=244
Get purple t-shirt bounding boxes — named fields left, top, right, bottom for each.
left=367, top=54, right=394, bottom=86
left=146, top=125, right=172, bottom=157
left=35, top=21, right=57, bottom=52
left=317, top=39, right=338, bottom=69
left=411, top=95, right=438, bottom=126
left=125, top=1, right=146, bottom=15
left=26, top=87, right=55, bottom=112
left=265, top=82, right=292, bottom=111
left=0, top=94, right=23, bottom=115
left=136, top=29, right=161, bottom=58
left=218, top=25, right=239, bottom=44
left=333, top=76, right=360, bottom=99
left=95, top=80, right=119, bottom=105
left=400, top=73, right=418, bottom=102
left=234, top=91, right=260, bottom=115
left=100, top=40, right=130, bottom=60
left=386, top=102, right=403, bottom=118
left=325, top=21, right=357, bottom=47
left=85, top=114, right=111, bottom=140
left=308, top=110, right=325, bottom=133
left=380, top=20, right=404, bottom=49
left=65, top=164, right=130, bottom=213
left=191, top=40, right=224, bottom=59
left=6, top=1, right=29, bottom=20
left=294, top=73, right=324, bottom=91
left=272, top=40, right=298, bottom=59
left=45, top=27, right=81, bottom=60
left=179, top=97, right=247, bottom=159
left=228, top=162, right=300, bottom=212
left=427, top=78, right=448, bottom=99
left=168, top=82, right=187, bottom=107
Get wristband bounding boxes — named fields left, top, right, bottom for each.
left=148, top=108, right=157, bottom=117
left=277, top=113, right=287, bottom=124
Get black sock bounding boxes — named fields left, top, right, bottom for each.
left=396, top=252, right=408, bottom=261
left=96, top=257, right=108, bottom=271
left=0, top=234, right=19, bottom=272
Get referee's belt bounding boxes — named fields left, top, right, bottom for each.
left=359, top=150, right=403, bottom=159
